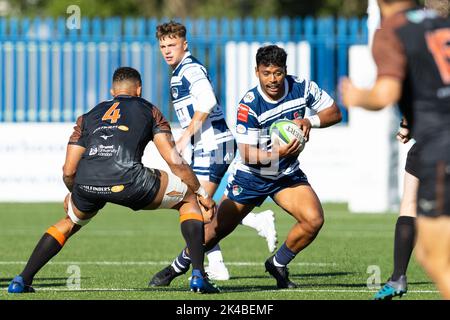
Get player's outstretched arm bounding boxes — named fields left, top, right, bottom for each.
left=339, top=76, right=402, bottom=110
left=62, top=145, right=85, bottom=192
left=153, top=132, right=215, bottom=210
left=154, top=132, right=201, bottom=191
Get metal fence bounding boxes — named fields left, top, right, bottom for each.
left=0, top=17, right=368, bottom=123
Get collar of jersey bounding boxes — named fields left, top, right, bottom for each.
left=173, top=51, right=192, bottom=73
left=257, top=78, right=289, bottom=104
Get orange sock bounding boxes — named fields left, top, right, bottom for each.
left=179, top=213, right=203, bottom=223
left=46, top=226, right=67, bottom=246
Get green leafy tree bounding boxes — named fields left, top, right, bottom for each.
left=8, top=0, right=374, bottom=18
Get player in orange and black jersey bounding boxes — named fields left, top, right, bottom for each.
left=341, top=0, right=450, bottom=298
left=8, top=67, right=219, bottom=294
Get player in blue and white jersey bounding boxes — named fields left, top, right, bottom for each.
left=150, top=21, right=277, bottom=285
left=223, top=45, right=342, bottom=288
left=151, top=44, right=342, bottom=289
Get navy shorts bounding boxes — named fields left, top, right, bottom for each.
left=72, top=168, right=161, bottom=213
left=405, top=142, right=419, bottom=178
left=225, top=168, right=309, bottom=206
left=415, top=136, right=450, bottom=217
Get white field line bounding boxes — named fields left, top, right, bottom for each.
left=0, top=261, right=337, bottom=267
left=29, top=287, right=439, bottom=294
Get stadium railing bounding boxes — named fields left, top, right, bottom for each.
left=0, top=16, right=367, bottom=123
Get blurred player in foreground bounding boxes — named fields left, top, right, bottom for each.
left=152, top=21, right=277, bottom=283
left=151, top=45, right=342, bottom=289
left=340, top=0, right=450, bottom=299
left=374, top=119, right=418, bottom=300
left=8, top=67, right=219, bottom=294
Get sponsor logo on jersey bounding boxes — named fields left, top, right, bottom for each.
left=100, top=134, right=113, bottom=140
left=93, top=125, right=118, bottom=134
left=89, top=147, right=98, bottom=156
left=97, top=144, right=119, bottom=157
left=232, top=185, right=243, bottom=196
left=237, top=104, right=250, bottom=123
left=236, top=124, right=247, bottom=134
left=118, top=125, right=129, bottom=131
left=171, top=87, right=179, bottom=99
left=80, top=185, right=112, bottom=194
left=111, top=185, right=125, bottom=193
left=243, top=92, right=255, bottom=103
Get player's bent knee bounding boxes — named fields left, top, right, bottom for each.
left=304, top=215, right=324, bottom=234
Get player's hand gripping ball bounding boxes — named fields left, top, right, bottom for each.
left=270, top=119, right=305, bottom=153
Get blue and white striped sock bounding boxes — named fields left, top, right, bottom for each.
left=171, top=248, right=191, bottom=273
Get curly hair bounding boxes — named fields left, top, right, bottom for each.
left=156, top=21, right=187, bottom=40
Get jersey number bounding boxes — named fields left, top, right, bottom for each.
left=102, top=102, right=121, bottom=123
left=426, top=28, right=450, bottom=84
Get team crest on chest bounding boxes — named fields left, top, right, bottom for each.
left=232, top=185, right=243, bottom=196
left=243, top=92, right=255, bottom=103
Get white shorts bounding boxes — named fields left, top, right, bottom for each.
left=159, top=171, right=188, bottom=209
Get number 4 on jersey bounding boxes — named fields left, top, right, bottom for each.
left=426, top=28, right=450, bottom=84
left=102, top=102, right=121, bottom=123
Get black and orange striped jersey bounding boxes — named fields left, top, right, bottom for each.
left=372, top=8, right=450, bottom=143
left=68, top=95, right=171, bottom=185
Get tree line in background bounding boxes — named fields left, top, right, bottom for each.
left=8, top=0, right=371, bottom=18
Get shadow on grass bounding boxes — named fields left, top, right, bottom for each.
left=0, top=277, right=91, bottom=288
left=232, top=271, right=354, bottom=281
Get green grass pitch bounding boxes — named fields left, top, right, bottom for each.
left=0, top=202, right=440, bottom=300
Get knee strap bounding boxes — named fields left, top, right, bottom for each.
left=67, top=194, right=91, bottom=226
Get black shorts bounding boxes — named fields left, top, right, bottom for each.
left=415, top=138, right=450, bottom=217
left=405, top=143, right=419, bottom=178
left=72, top=168, right=161, bottom=213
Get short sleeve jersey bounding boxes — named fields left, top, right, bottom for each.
left=170, top=52, right=234, bottom=151
left=68, top=95, right=171, bottom=185
left=372, top=8, right=450, bottom=141
left=234, top=75, right=334, bottom=178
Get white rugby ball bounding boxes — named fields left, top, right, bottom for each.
left=269, top=119, right=305, bottom=152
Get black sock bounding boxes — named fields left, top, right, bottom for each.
left=391, top=216, right=416, bottom=281
left=20, top=233, right=64, bottom=285
left=180, top=219, right=205, bottom=273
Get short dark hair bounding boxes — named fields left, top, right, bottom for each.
left=156, top=21, right=187, bottom=40
left=256, top=45, right=287, bottom=68
left=112, top=67, right=142, bottom=85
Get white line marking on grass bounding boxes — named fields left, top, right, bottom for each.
left=31, top=287, right=439, bottom=294
left=0, top=261, right=337, bottom=267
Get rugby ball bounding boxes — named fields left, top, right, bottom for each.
left=269, top=119, right=305, bottom=151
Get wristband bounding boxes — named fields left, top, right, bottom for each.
left=306, top=115, right=321, bottom=128
left=195, top=186, right=209, bottom=199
